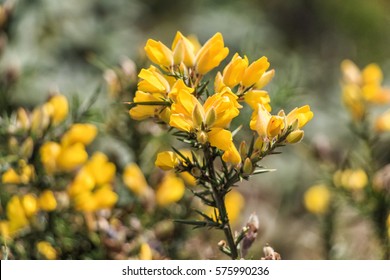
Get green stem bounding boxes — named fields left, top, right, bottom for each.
left=204, top=145, right=238, bottom=259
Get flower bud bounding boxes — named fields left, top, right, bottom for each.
left=192, top=104, right=204, bottom=128
left=17, top=108, right=30, bottom=131
left=239, top=141, right=248, bottom=159
left=205, top=107, right=216, bottom=127
left=254, top=137, right=264, bottom=150
left=286, top=129, right=304, bottom=144
left=242, top=157, right=253, bottom=176
left=190, top=167, right=202, bottom=178
left=8, top=137, right=19, bottom=154
left=20, top=137, right=34, bottom=159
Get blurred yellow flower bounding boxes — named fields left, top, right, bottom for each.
left=341, top=60, right=390, bottom=121
left=304, top=184, right=331, bottom=214
left=155, top=151, right=179, bottom=171
left=38, top=190, right=57, bottom=212
left=84, top=152, right=116, bottom=185
left=93, top=185, right=118, bottom=209
left=21, top=194, right=39, bottom=218
left=206, top=189, right=244, bottom=225
left=156, top=172, right=185, bottom=206
left=139, top=242, right=153, bottom=260
left=180, top=171, right=197, bottom=186
left=0, top=221, right=10, bottom=239
left=123, top=163, right=149, bottom=196
left=40, top=141, right=61, bottom=174
left=333, top=168, right=368, bottom=190
left=43, top=94, right=69, bottom=125
left=61, top=123, right=97, bottom=147
left=375, top=109, right=390, bottom=132
left=68, top=154, right=118, bottom=212
left=2, top=168, right=21, bottom=184
left=37, top=241, right=57, bottom=260
left=1, top=162, right=35, bottom=184
left=7, top=196, right=29, bottom=235
left=56, top=143, right=88, bottom=172
left=342, top=84, right=366, bottom=121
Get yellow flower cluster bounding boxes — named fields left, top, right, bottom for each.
left=129, top=31, right=313, bottom=169
left=0, top=191, right=57, bottom=239
left=333, top=168, right=368, bottom=190
left=341, top=60, right=390, bottom=122
left=40, top=123, right=97, bottom=173
left=123, top=162, right=188, bottom=206
left=68, top=152, right=117, bottom=212
left=1, top=160, right=34, bottom=185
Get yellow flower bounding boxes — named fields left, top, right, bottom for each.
left=244, top=90, right=271, bottom=111
left=222, top=144, right=242, bottom=165
left=38, top=190, right=57, bottom=212
left=180, top=171, right=197, bottom=186
left=0, top=221, right=11, bottom=239
left=130, top=78, right=192, bottom=122
left=250, top=104, right=284, bottom=139
left=37, top=241, right=57, bottom=260
left=341, top=60, right=390, bottom=106
left=286, top=105, right=314, bottom=129
left=333, top=169, right=368, bottom=190
left=40, top=141, right=61, bottom=174
left=241, top=56, right=270, bottom=88
left=21, top=194, right=39, bottom=218
left=304, top=184, right=331, bottom=214
left=68, top=155, right=118, bottom=212
left=84, top=152, right=116, bottom=185
left=68, top=168, right=95, bottom=197
left=7, top=196, right=29, bottom=234
left=56, top=143, right=88, bottom=172
left=139, top=242, right=153, bottom=260
left=156, top=172, right=185, bottom=206
left=2, top=168, right=21, bottom=184
left=155, top=151, right=180, bottom=170
left=169, top=90, right=240, bottom=163
left=144, top=38, right=174, bottom=68
left=93, top=185, right=118, bottom=209
left=43, top=94, right=69, bottom=125
left=137, top=66, right=174, bottom=93
left=342, top=84, right=365, bottom=121
left=1, top=162, right=35, bottom=184
left=222, top=53, right=248, bottom=88
left=195, top=32, right=229, bottom=75
left=206, top=189, right=244, bottom=225
left=375, top=109, right=390, bottom=132
left=172, top=31, right=197, bottom=67
left=123, top=163, right=149, bottom=195
left=61, top=123, right=97, bottom=147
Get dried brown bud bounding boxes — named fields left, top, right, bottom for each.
left=261, top=244, right=281, bottom=260
left=241, top=213, right=259, bottom=258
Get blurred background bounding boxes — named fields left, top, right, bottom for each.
left=1, top=0, right=390, bottom=259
